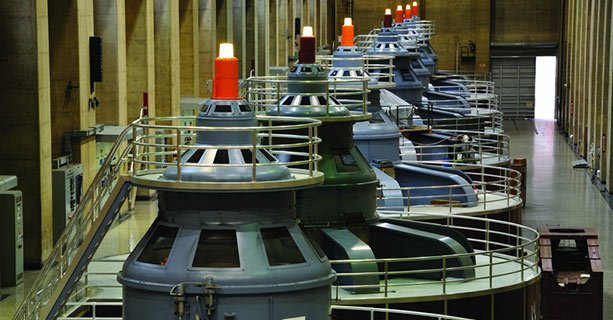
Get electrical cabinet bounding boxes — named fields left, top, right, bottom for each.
left=0, top=175, right=24, bottom=287
left=52, top=163, right=83, bottom=244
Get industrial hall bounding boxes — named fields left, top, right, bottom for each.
left=0, top=0, right=611, bottom=319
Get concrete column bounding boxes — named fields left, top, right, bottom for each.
left=278, top=0, right=289, bottom=66
left=0, top=0, right=53, bottom=267
left=154, top=0, right=180, bottom=117
left=566, top=0, right=573, bottom=131
left=75, top=0, right=97, bottom=187
left=600, top=0, right=611, bottom=185
left=94, top=0, right=128, bottom=126
left=179, top=0, right=199, bottom=97
left=126, top=0, right=156, bottom=119
left=586, top=0, right=597, bottom=163
left=474, top=0, right=490, bottom=73
left=199, top=0, right=216, bottom=95
left=270, top=0, right=278, bottom=67
left=605, top=3, right=613, bottom=193
left=231, top=0, right=247, bottom=77
left=255, top=0, right=270, bottom=75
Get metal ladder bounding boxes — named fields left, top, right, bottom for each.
left=13, top=125, right=135, bottom=320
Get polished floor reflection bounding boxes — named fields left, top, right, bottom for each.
left=0, top=199, right=157, bottom=319
left=506, top=119, right=612, bottom=316
left=1, top=119, right=611, bottom=319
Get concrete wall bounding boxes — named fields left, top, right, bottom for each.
left=335, top=0, right=560, bottom=73
left=492, top=0, right=560, bottom=43
left=0, top=0, right=53, bottom=267
left=561, top=0, right=612, bottom=191
left=425, top=0, right=490, bottom=72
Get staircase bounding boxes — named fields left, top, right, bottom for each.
left=13, top=125, right=135, bottom=320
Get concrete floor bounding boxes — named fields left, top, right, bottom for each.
left=0, top=119, right=611, bottom=319
left=506, top=119, right=613, bottom=316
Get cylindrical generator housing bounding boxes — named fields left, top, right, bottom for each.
left=118, top=191, right=335, bottom=320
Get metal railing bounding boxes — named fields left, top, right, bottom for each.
left=13, top=125, right=134, bottom=320
left=355, top=32, right=422, bottom=52
left=402, top=129, right=510, bottom=165
left=404, top=20, right=437, bottom=40
left=130, top=115, right=323, bottom=184
left=423, top=109, right=505, bottom=133
left=55, top=301, right=476, bottom=320
left=331, top=306, right=473, bottom=320
left=14, top=114, right=325, bottom=320
left=436, top=71, right=492, bottom=82
left=331, top=213, right=539, bottom=300
left=316, top=54, right=396, bottom=89
left=432, top=80, right=499, bottom=111
left=377, top=162, right=521, bottom=213
left=433, top=80, right=496, bottom=97
left=245, top=76, right=370, bottom=118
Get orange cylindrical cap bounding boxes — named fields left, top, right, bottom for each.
left=395, top=6, right=404, bottom=23
left=405, top=4, right=412, bottom=19
left=412, top=1, right=419, bottom=17
left=341, top=24, right=354, bottom=46
left=212, top=57, right=239, bottom=99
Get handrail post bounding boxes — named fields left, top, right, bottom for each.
left=448, top=185, right=452, bottom=214
left=406, top=187, right=411, bottom=213
left=268, top=119, right=273, bottom=148
left=325, top=80, right=330, bottom=116
left=362, top=80, right=368, bottom=115
left=442, top=256, right=447, bottom=294
left=314, top=126, right=319, bottom=172
left=308, top=126, right=313, bottom=176
left=489, top=250, right=493, bottom=288
left=482, top=181, right=487, bottom=210
left=506, top=168, right=510, bottom=206
left=176, top=129, right=182, bottom=181
left=276, top=83, right=281, bottom=116
left=132, top=125, right=138, bottom=176
left=252, top=129, right=258, bottom=181
left=384, top=260, right=389, bottom=297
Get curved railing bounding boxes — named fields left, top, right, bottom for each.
left=421, top=108, right=504, bottom=133
left=431, top=80, right=499, bottom=112
left=435, top=71, right=492, bottom=82
left=130, top=115, right=324, bottom=189
left=13, top=114, right=325, bottom=319
left=377, top=162, right=521, bottom=214
left=316, top=54, right=396, bottom=89
left=401, top=129, right=510, bottom=165
left=330, top=212, right=539, bottom=300
left=245, top=76, right=370, bottom=119
left=405, top=20, right=437, bottom=40
left=331, top=306, right=474, bottom=320
left=355, top=32, right=422, bottom=52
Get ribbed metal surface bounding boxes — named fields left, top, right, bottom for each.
left=491, top=57, right=536, bottom=119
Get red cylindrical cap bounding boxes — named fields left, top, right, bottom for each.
left=412, top=1, right=419, bottom=17
left=341, top=18, right=354, bottom=46
left=405, top=4, right=412, bottom=19
left=212, top=57, right=239, bottom=99
left=299, top=27, right=316, bottom=64
left=383, top=9, right=393, bottom=28
left=395, top=6, right=404, bottom=23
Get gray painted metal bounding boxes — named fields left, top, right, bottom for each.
left=320, top=228, right=379, bottom=293
left=491, top=57, right=536, bottom=119
left=162, top=98, right=292, bottom=183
